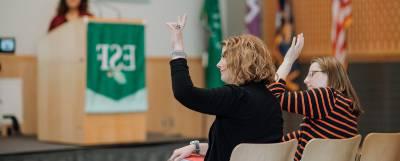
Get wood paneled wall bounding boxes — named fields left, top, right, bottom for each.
left=146, top=57, right=209, bottom=138
left=348, top=0, right=400, bottom=61
left=263, top=0, right=400, bottom=62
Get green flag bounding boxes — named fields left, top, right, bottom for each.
left=201, top=0, right=224, bottom=88
left=86, top=22, right=147, bottom=113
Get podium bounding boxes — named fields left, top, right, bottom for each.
left=37, top=18, right=146, bottom=145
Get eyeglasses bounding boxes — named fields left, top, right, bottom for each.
left=307, top=71, right=325, bottom=77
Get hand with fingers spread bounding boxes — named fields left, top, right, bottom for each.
left=284, top=33, right=304, bottom=64
left=276, top=33, right=304, bottom=81
left=166, top=14, right=187, bottom=52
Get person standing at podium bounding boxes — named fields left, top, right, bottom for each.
left=48, top=0, right=93, bottom=32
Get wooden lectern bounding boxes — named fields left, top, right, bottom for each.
left=37, top=18, right=146, bottom=145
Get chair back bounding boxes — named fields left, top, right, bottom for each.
left=359, top=133, right=400, bottom=161
left=230, top=139, right=298, bottom=161
left=301, top=135, right=362, bottom=161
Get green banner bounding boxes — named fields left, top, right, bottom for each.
left=201, top=0, right=224, bottom=88
left=86, top=22, right=146, bottom=113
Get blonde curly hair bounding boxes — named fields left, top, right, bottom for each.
left=222, top=34, right=275, bottom=85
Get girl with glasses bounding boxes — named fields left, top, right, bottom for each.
left=268, top=35, right=363, bottom=161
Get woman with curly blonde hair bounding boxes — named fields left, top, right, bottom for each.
left=166, top=15, right=302, bottom=161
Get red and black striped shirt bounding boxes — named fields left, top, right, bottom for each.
left=267, top=79, right=359, bottom=161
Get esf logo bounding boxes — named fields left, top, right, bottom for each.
left=96, top=44, right=136, bottom=71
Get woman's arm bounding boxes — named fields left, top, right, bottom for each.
left=167, top=15, right=244, bottom=116
left=268, top=80, right=335, bottom=119
left=170, top=58, right=244, bottom=116
left=282, top=130, right=301, bottom=142
left=276, top=33, right=304, bottom=81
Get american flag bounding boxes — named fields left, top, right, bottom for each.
left=332, top=0, right=352, bottom=65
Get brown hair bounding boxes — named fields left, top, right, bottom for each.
left=312, top=57, right=363, bottom=117
left=222, top=34, right=275, bottom=85
left=57, top=0, right=89, bottom=16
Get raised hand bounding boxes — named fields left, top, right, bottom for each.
left=166, top=14, right=187, bottom=51
left=284, top=33, right=304, bottom=64
left=276, top=33, right=304, bottom=81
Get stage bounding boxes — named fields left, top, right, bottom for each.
left=0, top=135, right=202, bottom=161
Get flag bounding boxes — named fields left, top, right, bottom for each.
left=201, top=0, right=224, bottom=88
left=245, top=0, right=262, bottom=37
left=332, top=0, right=352, bottom=65
left=86, top=22, right=147, bottom=113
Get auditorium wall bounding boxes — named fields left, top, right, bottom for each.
left=0, top=0, right=206, bottom=57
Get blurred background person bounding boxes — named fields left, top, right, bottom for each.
left=48, top=0, right=93, bottom=32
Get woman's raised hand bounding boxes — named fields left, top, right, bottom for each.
left=166, top=14, right=187, bottom=51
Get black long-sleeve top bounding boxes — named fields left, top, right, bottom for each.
left=170, top=58, right=283, bottom=161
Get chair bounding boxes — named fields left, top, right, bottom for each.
left=358, top=133, right=400, bottom=161
left=301, top=135, right=362, bottom=161
left=230, top=139, right=298, bottom=161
